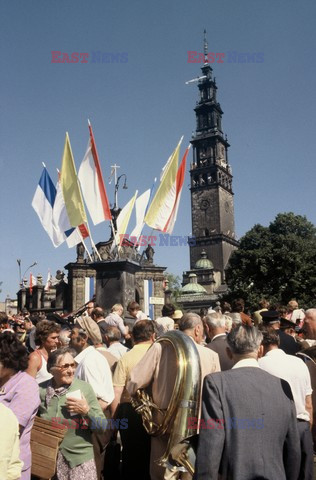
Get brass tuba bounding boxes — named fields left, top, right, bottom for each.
left=131, top=330, right=201, bottom=476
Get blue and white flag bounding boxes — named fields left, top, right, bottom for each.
left=32, top=167, right=65, bottom=247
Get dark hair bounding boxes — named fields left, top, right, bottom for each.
left=35, top=320, right=61, bottom=346
left=91, top=307, right=104, bottom=320
left=260, top=325, right=280, bottom=347
left=231, top=298, right=245, bottom=313
left=199, top=307, right=208, bottom=319
left=132, top=320, right=155, bottom=343
left=0, top=331, right=29, bottom=371
left=0, top=312, right=8, bottom=323
left=162, top=304, right=175, bottom=317
left=221, top=301, right=231, bottom=313
left=127, top=301, right=140, bottom=312
left=47, top=347, right=76, bottom=373
left=71, top=327, right=89, bottom=340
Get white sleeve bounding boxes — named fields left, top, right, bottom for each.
left=82, top=354, right=115, bottom=404
left=117, top=317, right=128, bottom=335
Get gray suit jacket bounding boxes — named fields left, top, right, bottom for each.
left=206, top=335, right=234, bottom=371
left=194, top=367, right=300, bottom=480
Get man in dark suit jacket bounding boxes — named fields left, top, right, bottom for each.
left=194, top=325, right=301, bottom=480
left=204, top=312, right=234, bottom=370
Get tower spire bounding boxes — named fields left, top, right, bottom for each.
left=203, top=29, right=208, bottom=64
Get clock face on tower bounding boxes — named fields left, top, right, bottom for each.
left=200, top=199, right=210, bottom=211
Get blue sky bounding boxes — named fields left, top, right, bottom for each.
left=1, top=0, right=316, bottom=300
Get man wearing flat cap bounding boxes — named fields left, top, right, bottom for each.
left=261, top=310, right=301, bottom=355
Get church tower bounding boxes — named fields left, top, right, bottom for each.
left=189, top=32, right=239, bottom=283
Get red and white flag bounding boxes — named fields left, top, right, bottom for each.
left=44, top=270, right=52, bottom=291
left=29, top=273, right=37, bottom=294
left=78, top=121, right=112, bottom=225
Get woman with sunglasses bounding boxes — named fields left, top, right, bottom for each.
left=38, top=347, right=106, bottom=479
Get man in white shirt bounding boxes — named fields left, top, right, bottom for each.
left=259, top=326, right=313, bottom=480
left=70, top=327, right=114, bottom=410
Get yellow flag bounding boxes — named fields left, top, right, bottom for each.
left=60, top=133, right=87, bottom=227
left=144, top=137, right=183, bottom=229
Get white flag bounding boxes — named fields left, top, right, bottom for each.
left=130, top=189, right=151, bottom=240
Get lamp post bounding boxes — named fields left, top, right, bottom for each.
left=17, top=259, right=21, bottom=287
left=110, top=174, right=128, bottom=234
left=114, top=174, right=128, bottom=209
left=20, top=261, right=37, bottom=287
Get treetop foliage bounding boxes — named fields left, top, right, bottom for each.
left=225, top=212, right=316, bottom=311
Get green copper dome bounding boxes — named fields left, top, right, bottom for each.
left=195, top=250, right=214, bottom=269
left=181, top=274, right=207, bottom=294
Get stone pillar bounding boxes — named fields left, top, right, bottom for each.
left=55, top=281, right=68, bottom=309
left=135, top=266, right=166, bottom=320
left=92, top=260, right=141, bottom=313
left=32, top=285, right=44, bottom=310
left=65, top=263, right=96, bottom=313
left=20, top=286, right=26, bottom=310
left=71, top=270, right=86, bottom=312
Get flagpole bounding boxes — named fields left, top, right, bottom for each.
left=84, top=221, right=101, bottom=261
left=85, top=120, right=115, bottom=249
left=110, top=219, right=118, bottom=257
left=82, top=238, right=93, bottom=262
left=135, top=177, right=157, bottom=252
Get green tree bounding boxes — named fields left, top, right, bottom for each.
left=165, top=272, right=182, bottom=304
left=226, top=213, right=316, bottom=310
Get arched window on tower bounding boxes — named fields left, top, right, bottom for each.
left=205, top=228, right=209, bottom=236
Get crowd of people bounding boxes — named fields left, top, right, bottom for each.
left=0, top=298, right=316, bottom=479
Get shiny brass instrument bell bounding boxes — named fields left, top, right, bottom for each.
left=131, top=330, right=201, bottom=476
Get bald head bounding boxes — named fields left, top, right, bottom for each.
left=91, top=307, right=105, bottom=321
left=288, top=300, right=299, bottom=311
left=304, top=309, right=316, bottom=340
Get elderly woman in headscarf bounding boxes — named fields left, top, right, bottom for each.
left=38, top=346, right=106, bottom=480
